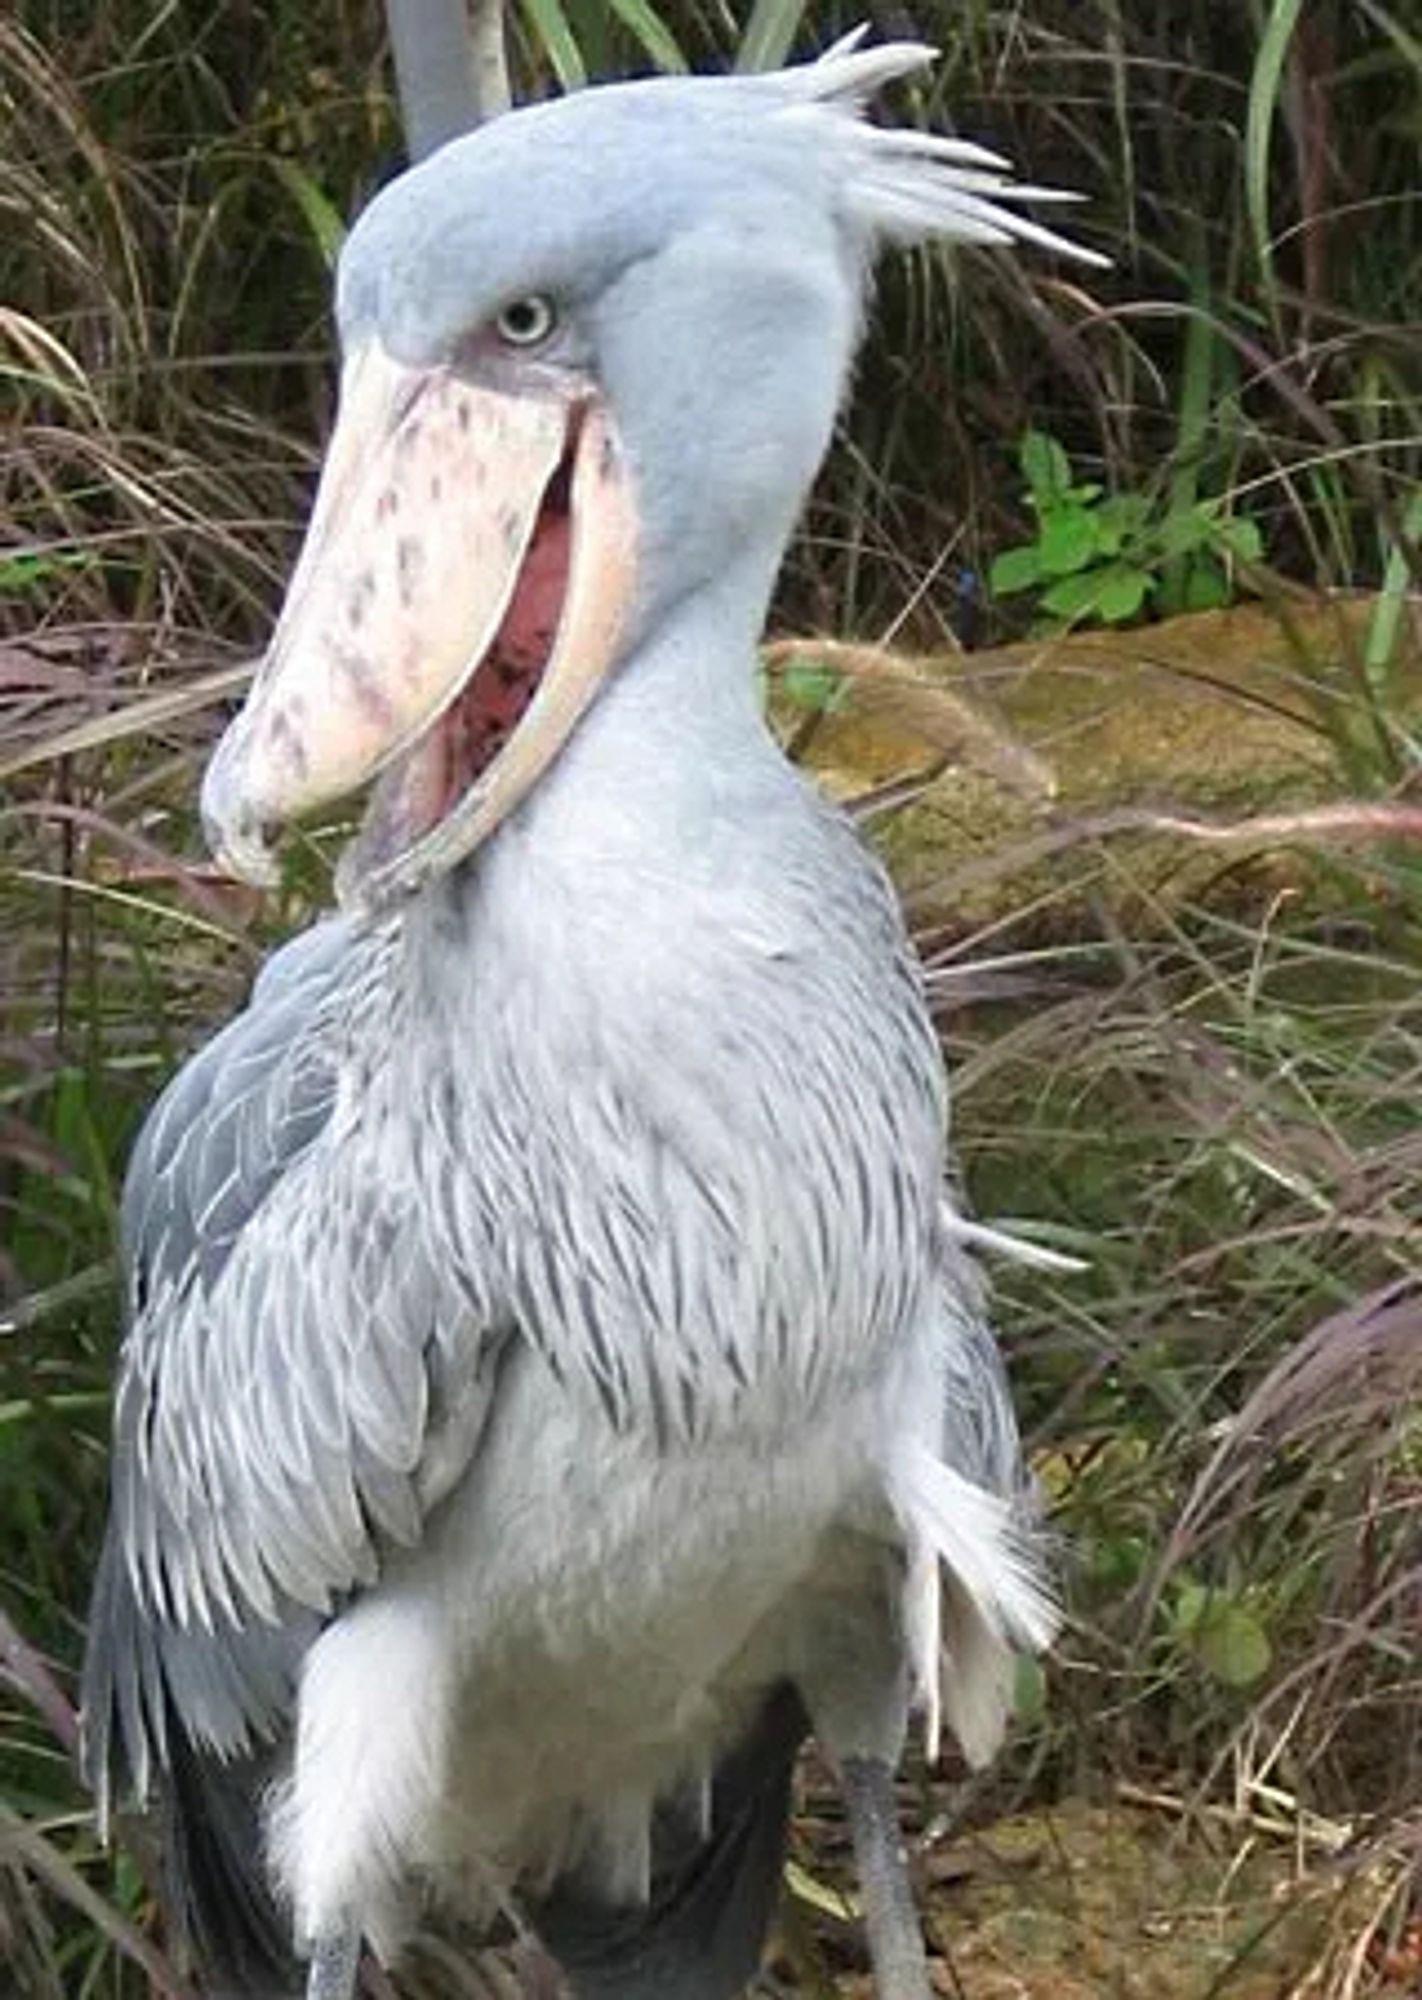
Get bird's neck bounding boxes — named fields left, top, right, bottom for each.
left=473, top=545, right=792, bottom=878
left=384, top=545, right=947, bottom=1440
left=395, top=539, right=810, bottom=1021
left=549, top=548, right=780, bottom=783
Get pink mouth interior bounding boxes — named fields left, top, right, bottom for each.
left=359, top=448, right=574, bottom=858
left=437, top=473, right=572, bottom=813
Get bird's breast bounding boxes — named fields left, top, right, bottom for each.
left=372, top=1334, right=913, bottom=1912
left=399, top=833, right=947, bottom=1445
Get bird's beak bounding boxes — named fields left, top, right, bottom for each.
left=201, top=339, right=638, bottom=912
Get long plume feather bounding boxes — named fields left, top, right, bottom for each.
left=773, top=35, right=1110, bottom=268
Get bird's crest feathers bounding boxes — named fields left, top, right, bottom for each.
left=773, top=31, right=1109, bottom=267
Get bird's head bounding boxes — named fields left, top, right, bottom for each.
left=201, top=36, right=1103, bottom=913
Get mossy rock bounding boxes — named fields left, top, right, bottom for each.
left=767, top=598, right=1421, bottom=934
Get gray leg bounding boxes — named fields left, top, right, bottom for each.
left=306, top=1916, right=362, bottom=2000
left=839, top=1756, right=933, bottom=2000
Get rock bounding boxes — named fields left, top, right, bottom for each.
left=766, top=598, right=1421, bottom=934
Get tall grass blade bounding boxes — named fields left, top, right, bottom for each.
left=0, top=663, right=255, bottom=784
left=733, top=0, right=811, bottom=75
left=1246, top=0, right=1305, bottom=304
left=517, top=0, right=587, bottom=89
left=1355, top=0, right=1422, bottom=72
left=0, top=1804, right=193, bottom=2000
left=605, top=0, right=688, bottom=74
left=1364, top=489, right=1422, bottom=696
left=268, top=160, right=347, bottom=268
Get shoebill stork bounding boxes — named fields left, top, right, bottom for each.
left=82, top=38, right=1100, bottom=2000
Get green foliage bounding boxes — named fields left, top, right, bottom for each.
left=511, top=0, right=811, bottom=88
left=0, top=550, right=96, bottom=597
left=1171, top=1582, right=1273, bottom=1690
left=779, top=654, right=849, bottom=717
left=1011, top=1651, right=1049, bottom=1723
left=1365, top=489, right=1422, bottom=700
left=267, top=158, right=348, bottom=267
left=988, top=431, right=1264, bottom=630
left=1246, top=0, right=1308, bottom=305
left=961, top=890, right=1422, bottom=1821
left=4, top=0, right=1422, bottom=1989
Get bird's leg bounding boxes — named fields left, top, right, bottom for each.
left=839, top=1755, right=933, bottom=2000
left=305, top=1916, right=363, bottom=2000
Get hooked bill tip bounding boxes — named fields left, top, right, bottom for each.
left=200, top=766, right=281, bottom=888
left=200, top=712, right=285, bottom=886
left=205, top=813, right=282, bottom=889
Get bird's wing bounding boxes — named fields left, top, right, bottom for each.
left=82, top=915, right=506, bottom=1822
left=934, top=1236, right=1034, bottom=1505
left=886, top=1219, right=1058, bottom=1772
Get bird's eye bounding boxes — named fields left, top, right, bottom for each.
left=495, top=295, right=557, bottom=348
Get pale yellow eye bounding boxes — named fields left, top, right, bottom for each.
left=495, top=295, right=557, bottom=347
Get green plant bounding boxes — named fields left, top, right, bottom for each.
left=988, top=430, right=1264, bottom=630
left=510, top=0, right=815, bottom=90
left=1169, top=1577, right=1273, bottom=1690
left=0, top=549, right=97, bottom=597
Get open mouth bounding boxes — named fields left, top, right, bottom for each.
left=347, top=426, right=578, bottom=886
left=200, top=353, right=637, bottom=913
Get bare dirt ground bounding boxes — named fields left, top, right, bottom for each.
left=774, top=1781, right=1418, bottom=2000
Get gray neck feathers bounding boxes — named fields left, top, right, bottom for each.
left=379, top=570, right=947, bottom=1442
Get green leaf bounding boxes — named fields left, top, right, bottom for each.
left=782, top=659, right=846, bottom=715
left=605, top=0, right=689, bottom=72
left=1157, top=505, right=1217, bottom=560
left=1365, top=489, right=1422, bottom=691
left=989, top=545, right=1044, bottom=595
left=0, top=549, right=96, bottom=596
left=1012, top=1652, right=1049, bottom=1723
left=1040, top=570, right=1114, bottom=622
left=1183, top=557, right=1230, bottom=611
left=1039, top=505, right=1100, bottom=576
left=784, top=1857, right=859, bottom=1921
left=1019, top=429, right=1073, bottom=504
left=1246, top=0, right=1306, bottom=293
left=1093, top=494, right=1150, bottom=555
left=1087, top=1533, right=1148, bottom=1591
left=1172, top=1586, right=1273, bottom=1688
left=1172, top=1580, right=1210, bottom=1634
left=1213, top=515, right=1263, bottom=562
left=1095, top=564, right=1153, bottom=623
left=733, top=0, right=812, bottom=73
left=1195, top=1602, right=1272, bottom=1687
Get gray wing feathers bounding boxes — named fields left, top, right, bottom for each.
left=84, top=917, right=499, bottom=1818
left=935, top=1219, right=1032, bottom=1505
left=122, top=916, right=356, bottom=1299
left=85, top=1529, right=317, bottom=1815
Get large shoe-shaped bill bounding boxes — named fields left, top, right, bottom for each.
left=202, top=340, right=638, bottom=913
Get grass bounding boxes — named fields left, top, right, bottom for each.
left=951, top=901, right=1422, bottom=1752
left=4, top=0, right=1421, bottom=1992
left=939, top=887, right=1422, bottom=1993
